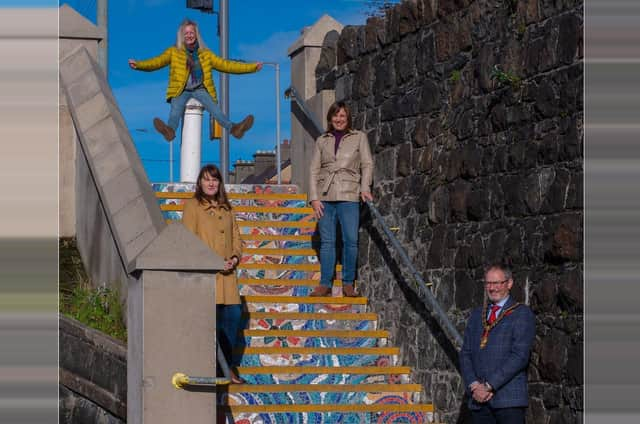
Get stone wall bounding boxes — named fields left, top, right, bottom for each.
left=59, top=316, right=127, bottom=423
left=315, top=1, right=583, bottom=422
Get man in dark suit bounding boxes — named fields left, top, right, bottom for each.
left=460, top=263, right=536, bottom=423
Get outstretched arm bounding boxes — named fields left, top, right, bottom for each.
left=130, top=47, right=173, bottom=72
left=207, top=50, right=262, bottom=74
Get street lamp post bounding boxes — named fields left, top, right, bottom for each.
left=263, top=62, right=281, bottom=184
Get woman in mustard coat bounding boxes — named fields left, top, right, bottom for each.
left=128, top=19, right=262, bottom=141
left=182, top=164, right=245, bottom=383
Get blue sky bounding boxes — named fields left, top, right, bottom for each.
left=60, top=0, right=381, bottom=182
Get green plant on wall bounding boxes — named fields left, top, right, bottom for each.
left=61, top=281, right=127, bottom=342
left=491, top=65, right=522, bottom=89
left=449, top=69, right=462, bottom=83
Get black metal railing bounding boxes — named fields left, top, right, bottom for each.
left=285, top=85, right=463, bottom=350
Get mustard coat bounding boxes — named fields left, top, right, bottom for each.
left=135, top=46, right=259, bottom=102
left=309, top=130, right=374, bottom=202
left=182, top=198, right=242, bottom=305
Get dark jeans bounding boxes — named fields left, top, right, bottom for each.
left=216, top=304, right=242, bottom=368
left=317, top=201, right=360, bottom=288
left=471, top=406, right=526, bottom=424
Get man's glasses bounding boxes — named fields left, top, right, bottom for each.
left=484, top=279, right=509, bottom=287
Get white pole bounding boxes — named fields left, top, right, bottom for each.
left=97, top=0, right=108, bottom=73
left=181, top=98, right=204, bottom=182
left=219, top=0, right=229, bottom=183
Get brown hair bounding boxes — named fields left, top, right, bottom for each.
left=326, top=101, right=353, bottom=132
left=194, top=164, right=231, bottom=210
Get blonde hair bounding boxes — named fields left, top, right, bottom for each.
left=176, top=19, right=208, bottom=50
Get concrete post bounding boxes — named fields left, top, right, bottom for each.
left=181, top=98, right=205, bottom=182
left=287, top=15, right=343, bottom=194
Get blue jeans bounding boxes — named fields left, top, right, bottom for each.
left=216, top=304, right=243, bottom=366
left=317, top=201, right=360, bottom=288
left=167, top=88, right=233, bottom=131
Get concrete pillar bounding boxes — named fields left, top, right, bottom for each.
left=287, top=15, right=343, bottom=194
left=181, top=98, right=204, bottom=182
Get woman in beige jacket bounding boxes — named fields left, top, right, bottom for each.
left=182, top=164, right=244, bottom=383
left=309, top=101, right=374, bottom=297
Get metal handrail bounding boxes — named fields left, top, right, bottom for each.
left=284, top=86, right=325, bottom=133
left=365, top=201, right=463, bottom=350
left=285, top=85, right=463, bottom=350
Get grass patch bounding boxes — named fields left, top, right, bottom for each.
left=61, top=281, right=127, bottom=342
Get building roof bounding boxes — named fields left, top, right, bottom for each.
left=241, top=159, right=291, bottom=185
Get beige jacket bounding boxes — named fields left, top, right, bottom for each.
left=182, top=198, right=242, bottom=305
left=309, top=129, right=374, bottom=202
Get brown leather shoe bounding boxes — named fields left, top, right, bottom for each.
left=309, top=285, right=331, bottom=297
left=342, top=284, right=358, bottom=297
left=153, top=118, right=175, bottom=142
left=230, top=115, right=254, bottom=139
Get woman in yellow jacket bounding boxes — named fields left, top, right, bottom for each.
left=129, top=19, right=262, bottom=142
left=182, top=164, right=245, bottom=383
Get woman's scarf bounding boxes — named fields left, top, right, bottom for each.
left=186, top=41, right=203, bottom=85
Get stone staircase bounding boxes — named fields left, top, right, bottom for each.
left=154, top=183, right=437, bottom=423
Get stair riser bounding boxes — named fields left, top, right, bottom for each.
left=230, top=199, right=308, bottom=208
left=221, top=391, right=421, bottom=406
left=244, top=336, right=386, bottom=348
left=239, top=227, right=316, bottom=236
left=235, top=212, right=313, bottom=221
left=239, top=269, right=340, bottom=280
left=238, top=354, right=398, bottom=367
left=240, top=254, right=317, bottom=264
left=242, top=240, right=314, bottom=249
left=224, top=411, right=432, bottom=424
left=246, top=303, right=367, bottom=314
left=240, top=285, right=349, bottom=298
left=247, top=318, right=376, bottom=331
left=233, top=373, right=411, bottom=386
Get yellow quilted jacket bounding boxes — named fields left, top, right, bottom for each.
left=135, top=46, right=258, bottom=102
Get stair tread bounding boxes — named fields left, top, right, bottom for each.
left=243, top=248, right=318, bottom=255
left=237, top=220, right=316, bottom=228
left=239, top=278, right=339, bottom=286
left=155, top=192, right=307, bottom=200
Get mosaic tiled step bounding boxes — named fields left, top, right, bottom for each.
left=237, top=346, right=399, bottom=367
left=240, top=253, right=318, bottom=265
left=238, top=263, right=339, bottom=281
left=239, top=234, right=316, bottom=250
left=235, top=365, right=412, bottom=386
left=243, top=295, right=367, bottom=314
left=225, top=410, right=433, bottom=424
left=245, top=311, right=378, bottom=330
left=243, top=329, right=388, bottom=349
left=220, top=385, right=426, bottom=412
left=237, top=221, right=316, bottom=236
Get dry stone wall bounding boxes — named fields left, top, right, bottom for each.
left=316, top=1, right=583, bottom=422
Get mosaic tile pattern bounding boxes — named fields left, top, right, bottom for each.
left=152, top=184, right=434, bottom=422
left=238, top=353, right=397, bottom=368
left=223, top=410, right=432, bottom=424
